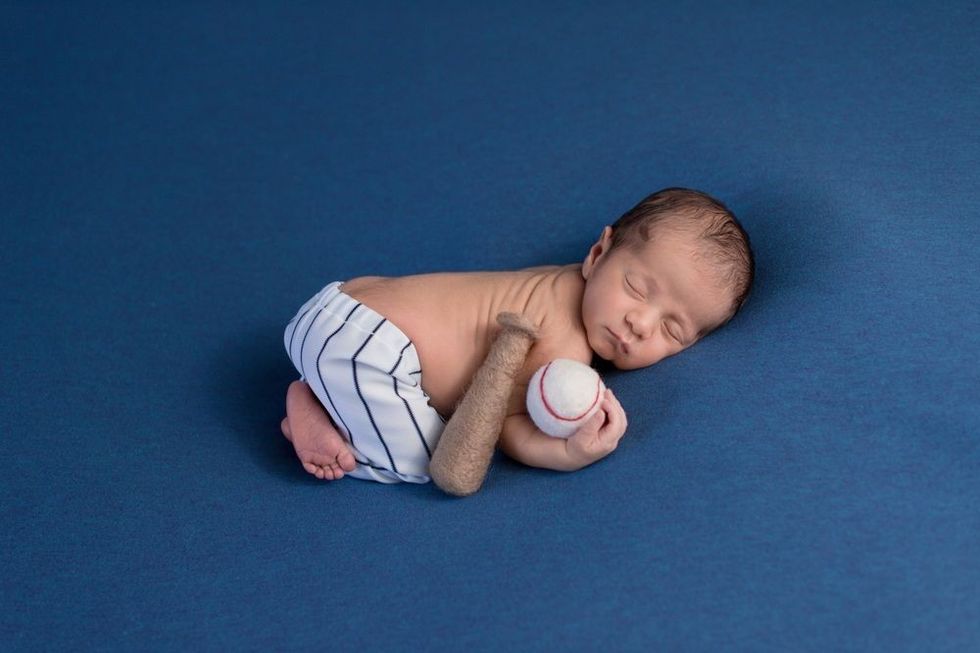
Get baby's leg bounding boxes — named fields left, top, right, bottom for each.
left=281, top=380, right=357, bottom=480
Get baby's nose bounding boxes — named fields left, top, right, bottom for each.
left=627, top=313, right=654, bottom=338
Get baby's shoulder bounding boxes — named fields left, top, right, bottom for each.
left=530, top=330, right=592, bottom=367
left=525, top=267, right=590, bottom=351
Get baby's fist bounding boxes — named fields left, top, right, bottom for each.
left=565, top=389, right=628, bottom=468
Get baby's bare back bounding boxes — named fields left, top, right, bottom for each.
left=341, top=266, right=592, bottom=416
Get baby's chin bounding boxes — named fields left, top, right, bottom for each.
left=585, top=331, right=611, bottom=360
left=590, top=354, right=638, bottom=375
left=586, top=336, right=621, bottom=369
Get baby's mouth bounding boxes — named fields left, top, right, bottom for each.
left=607, top=328, right=630, bottom=355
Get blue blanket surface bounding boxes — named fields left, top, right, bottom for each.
left=2, top=2, right=978, bottom=650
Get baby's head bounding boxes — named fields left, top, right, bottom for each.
left=580, top=187, right=754, bottom=369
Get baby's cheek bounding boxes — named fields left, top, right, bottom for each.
left=627, top=346, right=663, bottom=369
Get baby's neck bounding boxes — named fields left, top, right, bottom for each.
left=519, top=263, right=587, bottom=325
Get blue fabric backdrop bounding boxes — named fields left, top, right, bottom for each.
left=2, top=1, right=978, bottom=650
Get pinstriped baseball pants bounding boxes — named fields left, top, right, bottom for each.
left=284, top=282, right=447, bottom=484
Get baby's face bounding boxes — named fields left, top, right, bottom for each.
left=580, top=226, right=733, bottom=370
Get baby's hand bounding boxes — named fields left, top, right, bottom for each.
left=565, top=389, right=628, bottom=469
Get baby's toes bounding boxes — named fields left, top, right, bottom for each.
left=338, top=450, right=357, bottom=472
left=302, top=461, right=322, bottom=478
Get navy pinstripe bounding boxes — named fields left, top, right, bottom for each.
left=388, top=341, right=432, bottom=457
left=312, top=304, right=363, bottom=453
left=286, top=303, right=314, bottom=367
left=389, top=342, right=411, bottom=375
left=352, top=317, right=399, bottom=472
left=392, top=376, right=432, bottom=458
left=297, top=306, right=325, bottom=380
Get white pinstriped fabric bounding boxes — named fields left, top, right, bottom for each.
left=284, top=282, right=446, bottom=484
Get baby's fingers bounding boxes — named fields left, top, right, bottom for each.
left=581, top=409, right=605, bottom=435
left=607, top=389, right=627, bottom=431
left=599, top=390, right=628, bottom=440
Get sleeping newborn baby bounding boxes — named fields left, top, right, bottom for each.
left=280, top=187, right=754, bottom=484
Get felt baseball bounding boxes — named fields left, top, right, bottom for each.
left=526, top=359, right=606, bottom=438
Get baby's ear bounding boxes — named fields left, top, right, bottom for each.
left=583, top=226, right=614, bottom=278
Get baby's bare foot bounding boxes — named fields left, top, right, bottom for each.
left=284, top=380, right=357, bottom=480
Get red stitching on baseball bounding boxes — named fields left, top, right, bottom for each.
left=539, top=362, right=603, bottom=422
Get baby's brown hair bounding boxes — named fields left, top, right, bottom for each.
left=609, top=187, right=754, bottom=323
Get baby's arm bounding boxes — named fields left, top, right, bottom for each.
left=499, top=388, right=627, bottom=471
